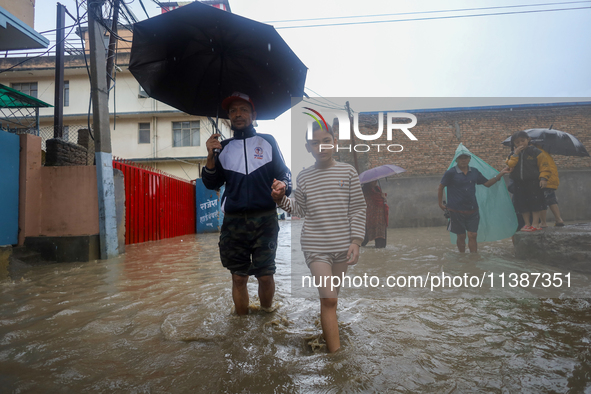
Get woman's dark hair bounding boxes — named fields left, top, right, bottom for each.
left=305, top=121, right=335, bottom=142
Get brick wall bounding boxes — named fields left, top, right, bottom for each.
left=334, top=103, right=591, bottom=176
left=45, top=139, right=88, bottom=166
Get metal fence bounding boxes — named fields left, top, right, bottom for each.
left=2, top=37, right=85, bottom=59
left=113, top=158, right=196, bottom=245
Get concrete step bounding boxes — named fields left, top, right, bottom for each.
left=10, top=246, right=45, bottom=265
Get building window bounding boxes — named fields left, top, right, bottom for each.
left=138, top=123, right=150, bottom=144
left=64, top=81, right=69, bottom=107
left=138, top=84, right=149, bottom=98
left=172, top=121, right=200, bottom=147
left=11, top=82, right=38, bottom=98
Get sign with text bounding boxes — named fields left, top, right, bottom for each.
left=195, top=179, right=224, bottom=233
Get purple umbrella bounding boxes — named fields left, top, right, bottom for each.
left=359, top=164, right=406, bottom=184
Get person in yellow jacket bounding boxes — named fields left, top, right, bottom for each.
left=506, top=131, right=552, bottom=231
left=535, top=146, right=565, bottom=227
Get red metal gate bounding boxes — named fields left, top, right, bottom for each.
left=113, top=158, right=196, bottom=245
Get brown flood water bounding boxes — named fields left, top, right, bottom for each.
left=1, top=221, right=590, bottom=393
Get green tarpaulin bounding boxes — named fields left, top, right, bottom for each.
left=445, top=143, right=518, bottom=244
left=0, top=83, right=52, bottom=108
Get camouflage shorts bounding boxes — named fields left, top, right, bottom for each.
left=219, top=211, right=279, bottom=277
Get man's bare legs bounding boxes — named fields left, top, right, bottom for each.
left=456, top=233, right=466, bottom=253
left=467, top=231, right=478, bottom=253
left=232, top=274, right=249, bottom=316
left=232, top=274, right=275, bottom=315
left=456, top=232, right=478, bottom=253
left=257, top=275, right=275, bottom=310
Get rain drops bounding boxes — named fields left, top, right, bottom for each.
left=268, top=43, right=271, bottom=52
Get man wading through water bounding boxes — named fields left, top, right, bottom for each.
left=201, top=92, right=292, bottom=315
left=438, top=152, right=509, bottom=253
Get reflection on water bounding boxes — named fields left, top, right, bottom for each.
left=1, top=222, right=590, bottom=392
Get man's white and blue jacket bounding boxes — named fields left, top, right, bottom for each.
left=201, top=125, right=292, bottom=214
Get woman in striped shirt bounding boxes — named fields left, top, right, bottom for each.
left=272, top=122, right=366, bottom=353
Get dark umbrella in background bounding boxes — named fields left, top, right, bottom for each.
left=502, top=128, right=590, bottom=157
left=129, top=1, right=307, bottom=122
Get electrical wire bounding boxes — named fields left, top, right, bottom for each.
left=302, top=99, right=346, bottom=112
left=89, top=3, right=133, bottom=43
left=304, top=87, right=344, bottom=110
left=266, top=1, right=590, bottom=24
left=275, top=6, right=591, bottom=29
left=114, top=1, right=138, bottom=34
left=303, top=97, right=345, bottom=111
left=39, top=22, right=87, bottom=35
left=76, top=0, right=95, bottom=141
left=119, top=0, right=139, bottom=24
left=137, top=0, right=151, bottom=19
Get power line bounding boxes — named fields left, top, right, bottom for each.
left=303, top=97, right=345, bottom=112
left=75, top=0, right=94, bottom=141
left=39, top=21, right=88, bottom=35
left=304, top=87, right=344, bottom=110
left=137, top=0, right=151, bottom=18
left=275, top=6, right=591, bottom=30
left=302, top=98, right=346, bottom=112
left=266, top=1, right=590, bottom=24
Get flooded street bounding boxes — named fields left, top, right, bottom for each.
left=1, top=221, right=591, bottom=393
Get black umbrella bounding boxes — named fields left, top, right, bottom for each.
left=502, top=128, right=590, bottom=157
left=129, top=2, right=307, bottom=121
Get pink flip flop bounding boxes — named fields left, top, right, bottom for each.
left=520, top=226, right=537, bottom=232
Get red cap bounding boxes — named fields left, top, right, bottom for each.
left=221, top=92, right=255, bottom=112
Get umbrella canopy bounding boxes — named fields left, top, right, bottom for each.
left=502, top=128, right=590, bottom=157
left=358, top=164, right=406, bottom=184
left=129, top=2, right=307, bottom=120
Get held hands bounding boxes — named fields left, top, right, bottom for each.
left=206, top=133, right=222, bottom=157
left=271, top=178, right=286, bottom=203
left=347, top=243, right=360, bottom=265
left=439, top=201, right=447, bottom=211
left=500, top=167, right=511, bottom=176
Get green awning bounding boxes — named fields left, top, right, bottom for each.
left=0, top=83, right=52, bottom=108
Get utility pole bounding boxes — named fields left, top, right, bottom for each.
left=53, top=3, right=65, bottom=139
left=88, top=0, right=118, bottom=259
left=345, top=101, right=360, bottom=173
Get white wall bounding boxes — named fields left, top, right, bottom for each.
left=1, top=62, right=233, bottom=181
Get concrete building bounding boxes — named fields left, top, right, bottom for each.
left=0, top=0, right=48, bottom=51
left=0, top=1, right=233, bottom=181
